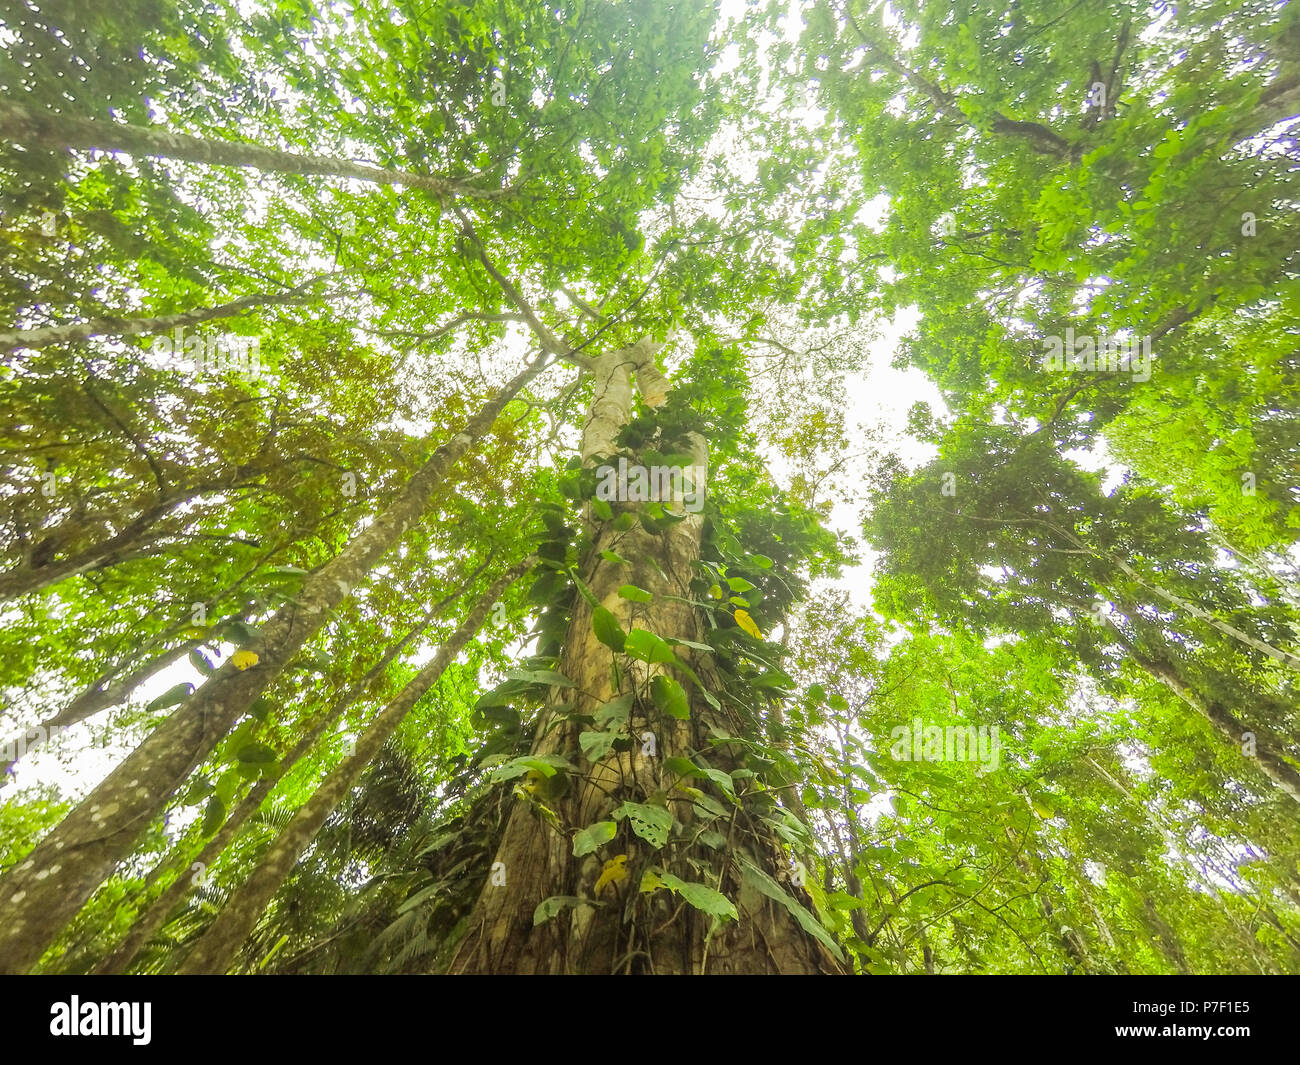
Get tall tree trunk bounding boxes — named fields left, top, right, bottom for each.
left=178, top=559, right=529, bottom=974
left=0, top=274, right=337, bottom=353
left=0, top=103, right=502, bottom=201
left=1124, top=644, right=1300, bottom=804
left=446, top=349, right=843, bottom=974
left=0, top=354, right=550, bottom=973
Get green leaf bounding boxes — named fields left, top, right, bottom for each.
left=611, top=512, right=637, bottom=531
left=490, top=754, right=574, bottom=782
left=147, top=682, right=194, bottom=712
left=617, top=583, right=653, bottom=602
left=666, top=636, right=713, bottom=652
left=580, top=729, right=617, bottom=761
left=533, top=895, right=597, bottom=926
left=651, top=674, right=690, bottom=719
left=200, top=796, right=225, bottom=836
left=529, top=570, right=568, bottom=606
left=236, top=742, right=276, bottom=764
left=505, top=668, right=576, bottom=688
left=593, top=692, right=635, bottom=726
left=592, top=606, right=626, bottom=651
left=572, top=820, right=617, bottom=856
left=600, top=549, right=629, bottom=564
left=702, top=766, right=737, bottom=799
left=567, top=567, right=600, bottom=608
left=591, top=498, right=614, bottom=521
left=739, top=859, right=844, bottom=962
left=624, top=628, right=677, bottom=664
left=726, top=576, right=756, bottom=592
left=660, top=872, right=738, bottom=921
left=665, top=755, right=702, bottom=778
left=220, top=619, right=261, bottom=646
left=188, top=649, right=215, bottom=676
left=750, top=554, right=774, bottom=569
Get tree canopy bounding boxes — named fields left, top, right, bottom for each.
left=0, top=0, right=1296, bottom=976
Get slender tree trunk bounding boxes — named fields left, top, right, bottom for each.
left=1, top=640, right=198, bottom=779
left=1142, top=897, right=1192, bottom=974
left=1126, top=646, right=1300, bottom=804
left=0, top=354, right=550, bottom=973
left=0, top=274, right=337, bottom=353
left=179, top=559, right=529, bottom=974
left=446, top=349, right=843, bottom=974
left=0, top=495, right=187, bottom=600
left=94, top=579, right=472, bottom=975
left=0, top=102, right=501, bottom=201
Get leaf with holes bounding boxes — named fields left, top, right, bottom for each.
left=616, top=800, right=673, bottom=848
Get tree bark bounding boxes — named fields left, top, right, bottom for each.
left=0, top=353, right=551, bottom=973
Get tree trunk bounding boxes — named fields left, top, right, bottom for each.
left=0, top=275, right=336, bottom=354
left=0, top=354, right=550, bottom=973
left=445, top=348, right=843, bottom=974
left=0, top=102, right=500, bottom=201
left=1126, top=646, right=1300, bottom=804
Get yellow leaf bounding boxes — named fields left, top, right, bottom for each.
left=639, top=869, right=664, bottom=894
left=733, top=609, right=762, bottom=639
left=230, top=650, right=259, bottom=670
left=594, top=854, right=628, bottom=896
left=709, top=584, right=723, bottom=600
left=182, top=625, right=210, bottom=640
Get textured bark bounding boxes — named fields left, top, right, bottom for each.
left=446, top=352, right=843, bottom=974
left=0, top=275, right=335, bottom=354
left=0, top=103, right=502, bottom=201
left=0, top=354, right=550, bottom=973
left=179, top=559, right=530, bottom=974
